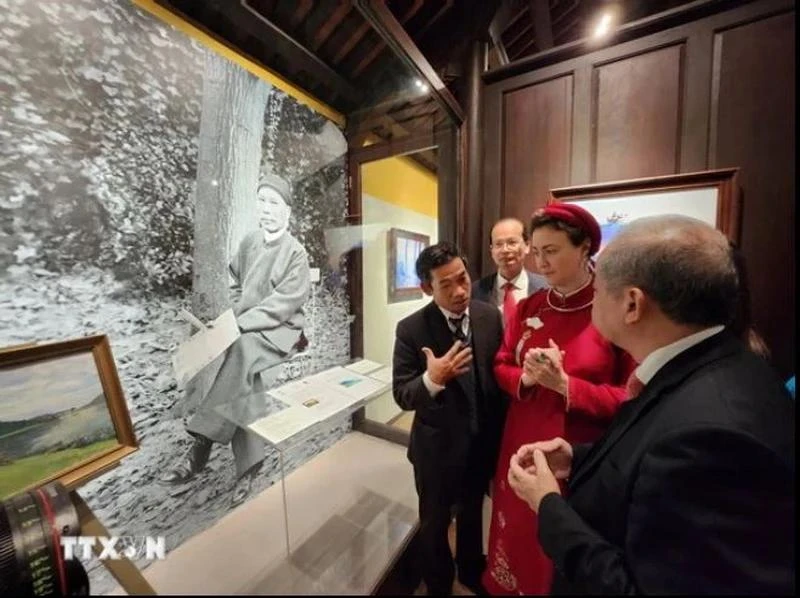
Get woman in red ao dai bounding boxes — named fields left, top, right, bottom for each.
left=483, top=204, right=635, bottom=595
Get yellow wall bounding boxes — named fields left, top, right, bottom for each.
left=361, top=156, right=438, bottom=423
left=362, top=156, right=438, bottom=218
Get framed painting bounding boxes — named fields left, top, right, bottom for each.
left=549, top=168, right=741, bottom=252
left=387, top=228, right=430, bottom=303
left=0, top=335, right=137, bottom=499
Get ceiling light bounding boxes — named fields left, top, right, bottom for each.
left=419, top=83, right=429, bottom=92
left=593, top=13, right=613, bottom=38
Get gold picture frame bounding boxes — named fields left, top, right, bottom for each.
left=0, top=335, right=137, bottom=499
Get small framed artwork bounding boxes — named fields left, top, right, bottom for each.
left=549, top=168, right=741, bottom=252
left=387, top=228, right=430, bottom=303
left=0, top=335, right=137, bottom=499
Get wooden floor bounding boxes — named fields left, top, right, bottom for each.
left=389, top=410, right=414, bottom=432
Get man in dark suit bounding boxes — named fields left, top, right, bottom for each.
left=505, top=215, right=795, bottom=594
left=393, top=242, right=505, bottom=595
left=471, top=218, right=547, bottom=327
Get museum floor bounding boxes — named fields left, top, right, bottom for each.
left=105, top=426, right=488, bottom=595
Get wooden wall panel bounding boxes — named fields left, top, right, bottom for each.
left=482, top=0, right=795, bottom=376
left=593, top=44, right=684, bottom=181
left=502, top=75, right=573, bottom=227
left=712, top=11, right=795, bottom=376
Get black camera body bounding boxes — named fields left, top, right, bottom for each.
left=0, top=482, right=89, bottom=596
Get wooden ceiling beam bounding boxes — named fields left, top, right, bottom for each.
left=502, top=2, right=529, bottom=33
left=350, top=129, right=438, bottom=164
left=351, top=0, right=430, bottom=77
left=552, top=0, right=581, bottom=26
left=312, top=1, right=352, bottom=52
left=530, top=0, right=554, bottom=49
left=400, top=0, right=426, bottom=25
left=412, top=0, right=455, bottom=42
left=354, top=0, right=464, bottom=124
left=289, top=0, right=313, bottom=29
left=489, top=0, right=523, bottom=65
left=511, top=35, right=537, bottom=59
left=349, top=98, right=436, bottom=137
left=333, top=21, right=372, bottom=64
left=504, top=19, right=533, bottom=49
left=237, top=0, right=360, bottom=103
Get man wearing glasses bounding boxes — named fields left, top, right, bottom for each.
left=472, top=218, right=547, bottom=328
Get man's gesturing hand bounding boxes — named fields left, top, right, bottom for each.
left=421, top=341, right=473, bottom=385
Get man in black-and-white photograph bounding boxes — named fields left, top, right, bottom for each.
left=161, top=174, right=311, bottom=505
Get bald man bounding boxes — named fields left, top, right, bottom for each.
left=507, top=215, right=794, bottom=594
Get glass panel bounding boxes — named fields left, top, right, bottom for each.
left=345, top=7, right=461, bottom=432
left=212, top=367, right=417, bottom=594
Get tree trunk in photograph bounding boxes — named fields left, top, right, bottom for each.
left=183, top=51, right=270, bottom=414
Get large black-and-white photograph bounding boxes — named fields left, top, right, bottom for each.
left=0, top=0, right=352, bottom=592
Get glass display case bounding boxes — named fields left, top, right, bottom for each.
left=213, top=359, right=418, bottom=594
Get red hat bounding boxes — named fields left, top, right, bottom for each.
left=535, top=203, right=602, bottom=256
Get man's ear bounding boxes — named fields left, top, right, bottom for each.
left=421, top=281, right=433, bottom=296
left=623, top=287, right=646, bottom=324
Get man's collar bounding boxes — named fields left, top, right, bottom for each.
left=636, top=325, right=725, bottom=384
left=497, top=269, right=526, bottom=290
left=438, top=305, right=470, bottom=321
left=262, top=228, right=288, bottom=244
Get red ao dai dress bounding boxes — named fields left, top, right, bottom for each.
left=483, top=282, right=635, bottom=595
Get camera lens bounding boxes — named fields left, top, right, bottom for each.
left=0, top=482, right=87, bottom=596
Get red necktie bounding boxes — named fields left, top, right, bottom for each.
left=625, top=373, right=645, bottom=400
left=502, top=282, right=517, bottom=328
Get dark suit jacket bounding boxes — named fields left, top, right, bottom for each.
left=538, top=331, right=795, bottom=595
left=392, top=300, right=505, bottom=486
left=471, top=270, right=548, bottom=305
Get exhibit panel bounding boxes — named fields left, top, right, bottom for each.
left=0, top=0, right=352, bottom=592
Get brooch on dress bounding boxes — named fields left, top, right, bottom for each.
left=525, top=316, right=544, bottom=329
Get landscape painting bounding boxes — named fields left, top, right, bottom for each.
left=0, top=336, right=137, bottom=499
left=549, top=169, right=742, bottom=252
left=387, top=228, right=430, bottom=303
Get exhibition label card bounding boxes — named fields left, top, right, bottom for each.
left=367, top=366, right=392, bottom=384
left=343, top=359, right=384, bottom=375
left=248, top=405, right=315, bottom=444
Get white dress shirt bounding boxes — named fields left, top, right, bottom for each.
left=635, top=325, right=725, bottom=384
left=422, top=307, right=470, bottom=397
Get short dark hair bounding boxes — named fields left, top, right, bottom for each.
left=529, top=212, right=588, bottom=249
left=598, top=215, right=738, bottom=327
left=415, top=241, right=467, bottom=284
left=489, top=218, right=529, bottom=245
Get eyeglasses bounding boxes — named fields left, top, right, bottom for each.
left=491, top=239, right=524, bottom=250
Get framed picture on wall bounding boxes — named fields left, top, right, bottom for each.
left=549, top=168, right=741, bottom=252
left=387, top=228, right=430, bottom=303
left=0, top=335, right=137, bottom=499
